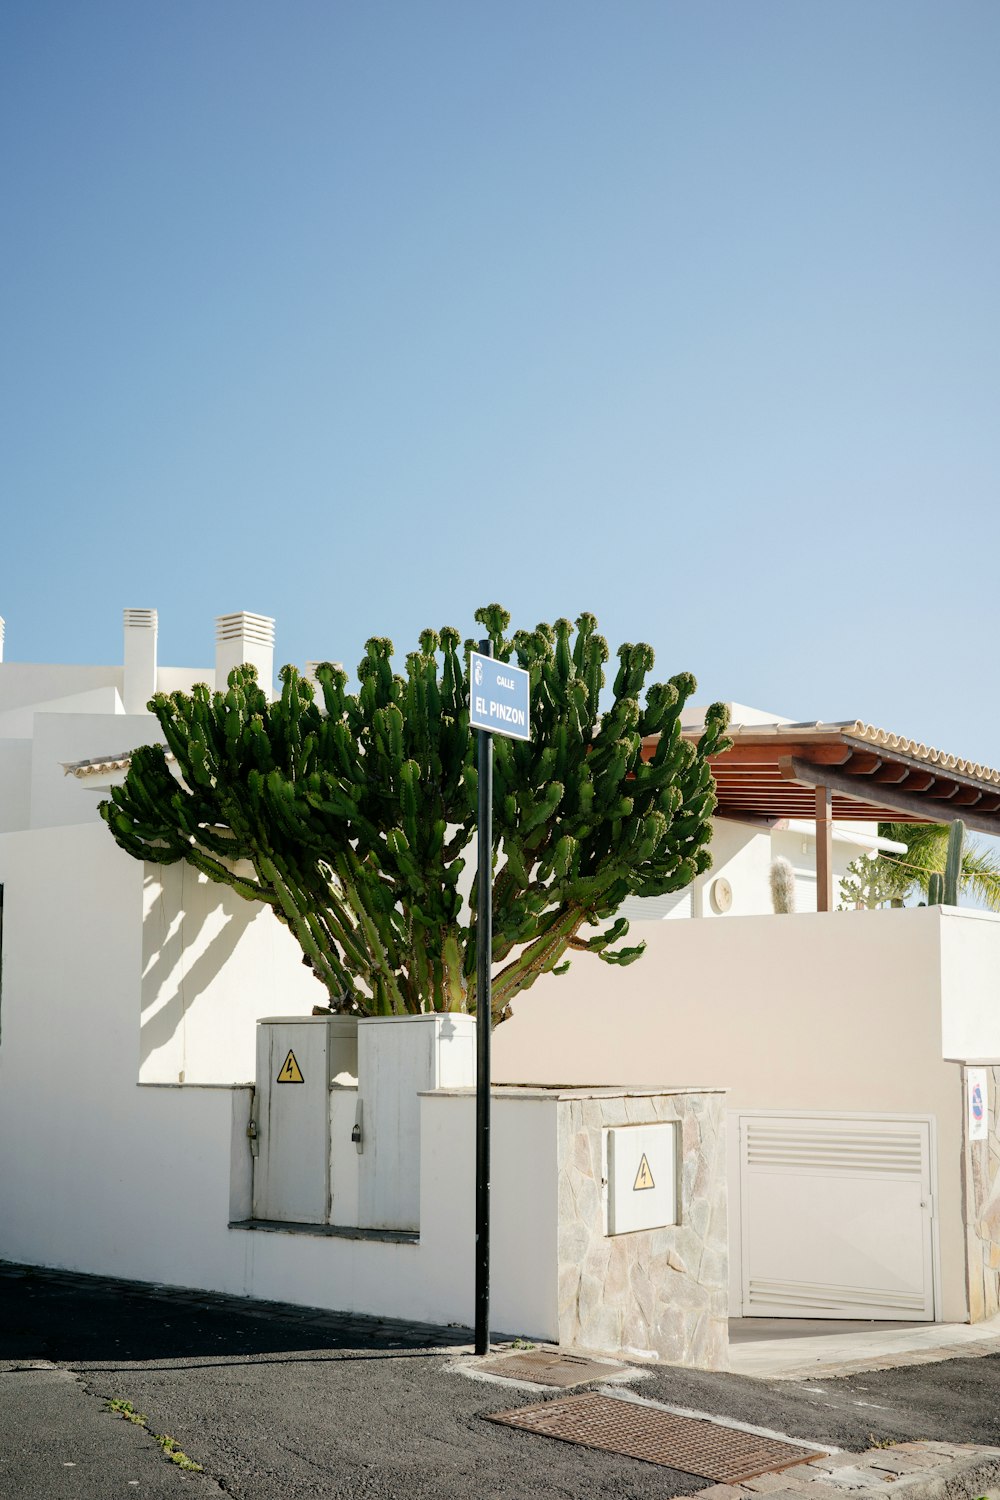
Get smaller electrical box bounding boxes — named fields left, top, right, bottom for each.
left=251, top=1015, right=358, bottom=1225
left=605, top=1122, right=678, bottom=1236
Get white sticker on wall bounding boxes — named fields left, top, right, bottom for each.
left=968, top=1067, right=989, bottom=1143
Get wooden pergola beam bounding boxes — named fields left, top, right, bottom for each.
left=708, top=742, right=855, bottom=767
left=714, top=810, right=788, bottom=832
left=780, top=757, right=1000, bottom=838
left=815, top=784, right=833, bottom=912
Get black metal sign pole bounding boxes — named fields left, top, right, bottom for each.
left=474, top=637, right=493, bottom=1357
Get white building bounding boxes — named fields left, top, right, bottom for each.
left=497, top=712, right=1000, bottom=1327
left=0, top=607, right=998, bottom=1345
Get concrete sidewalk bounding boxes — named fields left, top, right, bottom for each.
left=729, top=1315, right=1000, bottom=1380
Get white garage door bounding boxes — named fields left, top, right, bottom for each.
left=738, top=1113, right=936, bottom=1321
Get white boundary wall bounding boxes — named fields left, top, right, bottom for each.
left=492, top=906, right=1000, bottom=1324
left=140, top=861, right=319, bottom=1086
left=3, top=801, right=998, bottom=1332
left=0, top=823, right=282, bottom=1288
left=0, top=824, right=560, bottom=1337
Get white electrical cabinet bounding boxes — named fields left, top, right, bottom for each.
left=251, top=1016, right=358, bottom=1224
left=357, top=1014, right=476, bottom=1232
left=605, top=1122, right=679, bottom=1235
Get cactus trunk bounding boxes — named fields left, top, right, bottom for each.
left=943, top=820, right=965, bottom=906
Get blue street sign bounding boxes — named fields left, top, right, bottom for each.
left=469, top=651, right=531, bottom=741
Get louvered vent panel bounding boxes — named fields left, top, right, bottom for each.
left=747, top=1277, right=926, bottom=1313
left=745, top=1121, right=924, bottom=1176
left=619, top=888, right=692, bottom=922
left=216, top=612, right=275, bottom=645
left=123, top=608, right=157, bottom=630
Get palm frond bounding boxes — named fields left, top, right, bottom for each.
left=958, top=845, right=1000, bottom=912
left=876, top=823, right=946, bottom=899
left=876, top=821, right=1000, bottom=910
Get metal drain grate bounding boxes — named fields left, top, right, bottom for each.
left=477, top=1351, right=626, bottom=1388
left=486, top=1393, right=825, bottom=1480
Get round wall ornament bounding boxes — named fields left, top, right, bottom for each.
left=710, top=877, right=733, bottom=914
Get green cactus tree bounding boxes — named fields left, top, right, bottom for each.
left=943, top=819, right=965, bottom=906
left=100, top=606, right=730, bottom=1025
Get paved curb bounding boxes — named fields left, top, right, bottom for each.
left=731, top=1338, right=1000, bottom=1383
left=697, top=1443, right=1000, bottom=1500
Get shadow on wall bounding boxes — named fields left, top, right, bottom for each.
left=140, top=862, right=275, bottom=1086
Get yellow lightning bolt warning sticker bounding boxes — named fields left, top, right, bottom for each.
left=277, top=1049, right=304, bottom=1084
left=633, top=1153, right=655, bottom=1191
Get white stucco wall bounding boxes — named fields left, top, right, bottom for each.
left=619, top=820, right=770, bottom=923
left=492, top=907, right=986, bottom=1323
left=688, top=820, right=773, bottom=920
left=940, top=908, right=1000, bottom=1060
left=28, top=711, right=167, bottom=831
left=140, top=862, right=323, bottom=1086
left=418, top=1092, right=560, bottom=1338
left=0, top=819, right=563, bottom=1336
left=0, top=821, right=215, bottom=1283
left=0, top=664, right=123, bottom=718
left=0, top=742, right=31, bottom=834
left=155, top=666, right=214, bottom=696
left=2, top=803, right=996, bottom=1335
left=3, top=655, right=996, bottom=1336
left=623, top=817, right=889, bottom=923
left=0, top=659, right=211, bottom=720
left=0, top=686, right=125, bottom=744
left=0, top=824, right=371, bottom=1302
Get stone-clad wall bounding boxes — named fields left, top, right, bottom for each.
left=964, top=1064, right=1000, bottom=1321
left=556, top=1089, right=728, bottom=1369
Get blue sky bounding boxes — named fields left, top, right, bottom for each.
left=2, top=2, right=998, bottom=760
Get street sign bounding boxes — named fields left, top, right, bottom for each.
left=469, top=652, right=530, bottom=741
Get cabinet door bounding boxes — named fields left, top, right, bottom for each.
left=739, top=1114, right=934, bottom=1320
left=252, top=1022, right=330, bottom=1224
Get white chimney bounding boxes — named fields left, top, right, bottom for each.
left=0, top=616, right=5, bottom=664
left=122, top=608, right=158, bottom=714
left=216, top=611, right=275, bottom=694
left=304, top=660, right=344, bottom=685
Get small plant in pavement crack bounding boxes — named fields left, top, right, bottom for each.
left=107, top=1399, right=146, bottom=1425
left=154, top=1434, right=204, bottom=1472
left=105, top=1399, right=204, bottom=1472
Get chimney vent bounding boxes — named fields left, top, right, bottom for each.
left=123, top=608, right=157, bottom=631
left=123, top=608, right=158, bottom=713
left=215, top=611, right=275, bottom=694
left=304, top=660, right=344, bottom=684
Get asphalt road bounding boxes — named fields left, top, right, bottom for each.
left=2, top=1263, right=1000, bottom=1500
